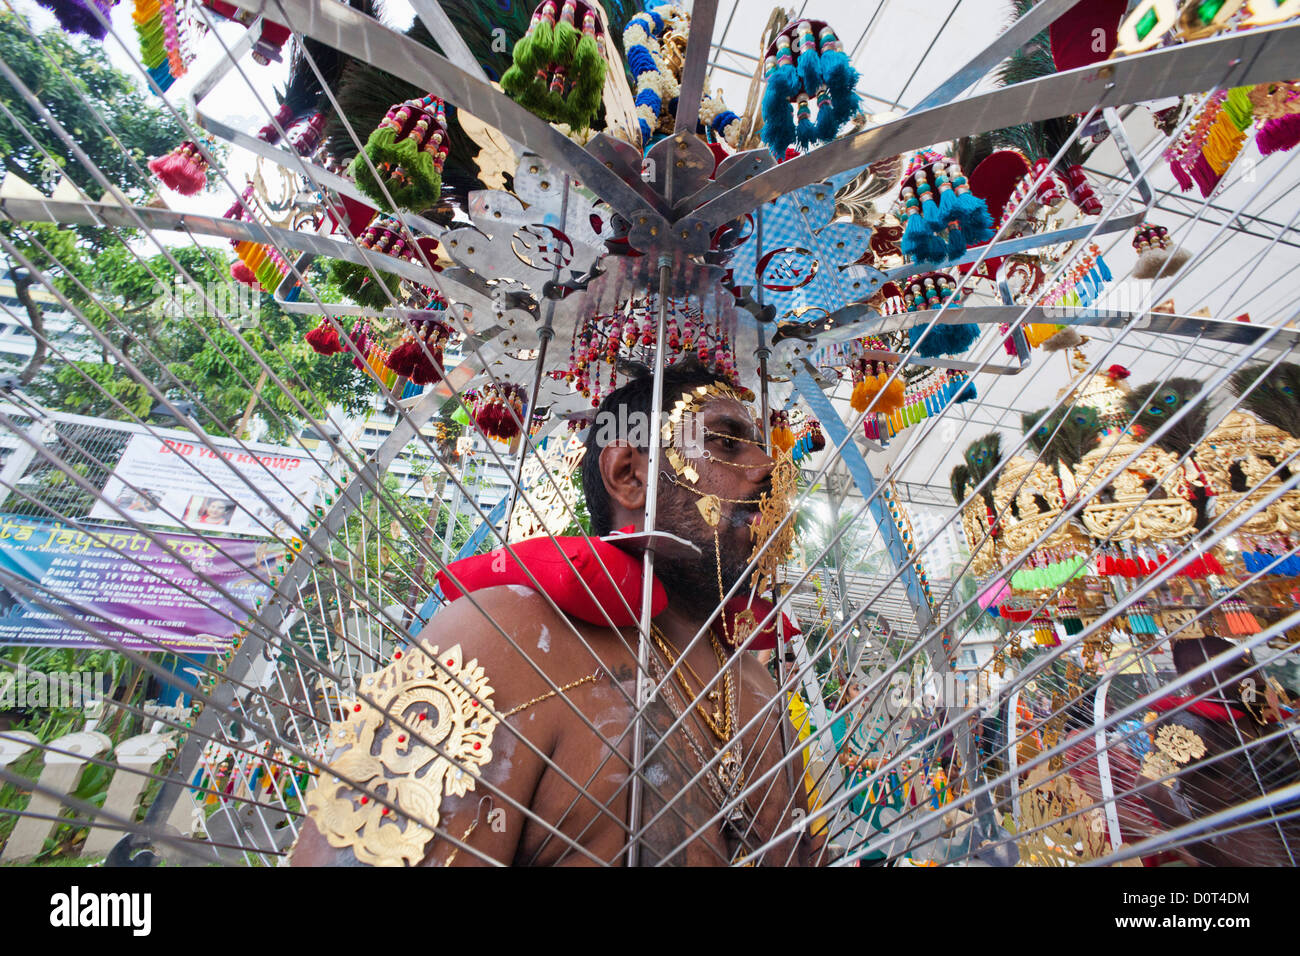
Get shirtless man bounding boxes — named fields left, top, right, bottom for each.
left=291, top=360, right=816, bottom=866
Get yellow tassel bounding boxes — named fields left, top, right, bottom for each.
left=771, top=424, right=795, bottom=452
left=850, top=380, right=869, bottom=413
left=878, top=376, right=906, bottom=414
left=1204, top=112, right=1245, bottom=174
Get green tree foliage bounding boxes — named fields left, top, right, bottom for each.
left=0, top=11, right=371, bottom=440
left=21, top=245, right=371, bottom=441
left=0, top=9, right=189, bottom=201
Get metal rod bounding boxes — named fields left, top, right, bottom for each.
left=626, top=256, right=673, bottom=866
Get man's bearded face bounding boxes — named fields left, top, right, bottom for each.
left=650, top=393, right=788, bottom=614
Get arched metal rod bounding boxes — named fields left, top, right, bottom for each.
left=794, top=368, right=934, bottom=634
left=680, top=20, right=1300, bottom=232
left=0, top=198, right=440, bottom=286
left=221, top=0, right=666, bottom=230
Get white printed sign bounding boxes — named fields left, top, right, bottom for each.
left=90, top=433, right=327, bottom=538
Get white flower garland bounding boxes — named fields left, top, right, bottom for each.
left=625, top=4, right=740, bottom=148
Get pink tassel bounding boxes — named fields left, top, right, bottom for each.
left=148, top=141, right=207, bottom=196
left=1191, top=153, right=1221, bottom=197
left=1168, top=160, right=1194, bottom=193
left=230, top=262, right=258, bottom=287
left=1257, top=113, right=1300, bottom=156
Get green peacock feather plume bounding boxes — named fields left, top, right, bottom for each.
left=1021, top=403, right=1101, bottom=469
left=1125, top=378, right=1209, bottom=456
left=950, top=463, right=971, bottom=506
left=1229, top=362, right=1300, bottom=437
left=951, top=432, right=1002, bottom=512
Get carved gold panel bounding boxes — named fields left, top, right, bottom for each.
left=1073, top=439, right=1197, bottom=541
left=1193, top=411, right=1300, bottom=536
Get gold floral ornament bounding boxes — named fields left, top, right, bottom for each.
left=1154, top=723, right=1207, bottom=764
left=304, top=644, right=499, bottom=866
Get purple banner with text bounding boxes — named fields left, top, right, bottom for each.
left=0, top=515, right=280, bottom=653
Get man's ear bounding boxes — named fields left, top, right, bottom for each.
left=599, top=442, right=647, bottom=514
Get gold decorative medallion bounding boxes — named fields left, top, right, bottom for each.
left=1154, top=723, right=1207, bottom=764
left=304, top=644, right=499, bottom=866
left=697, top=493, right=722, bottom=526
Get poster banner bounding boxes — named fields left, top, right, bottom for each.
left=90, top=433, right=327, bottom=538
left=0, top=515, right=280, bottom=653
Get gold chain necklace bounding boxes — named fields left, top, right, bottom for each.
left=649, top=623, right=733, bottom=741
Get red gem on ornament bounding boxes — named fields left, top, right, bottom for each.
left=446, top=659, right=454, bottom=666
left=360, top=796, right=369, bottom=804
left=471, top=700, right=479, bottom=707
left=473, top=742, right=481, bottom=750
left=354, top=704, right=362, bottom=712
left=394, top=650, right=402, bottom=659
left=397, top=735, right=406, bottom=743
left=418, top=713, right=427, bottom=721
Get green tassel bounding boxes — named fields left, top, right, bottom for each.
left=328, top=259, right=404, bottom=310
left=347, top=126, right=443, bottom=213
left=1223, top=86, right=1254, bottom=132
left=501, top=21, right=606, bottom=131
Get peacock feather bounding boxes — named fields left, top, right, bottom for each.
left=1021, top=403, right=1101, bottom=469
left=1125, top=378, right=1208, bottom=456
left=950, top=463, right=970, bottom=506
left=1229, top=362, right=1300, bottom=437
left=954, top=431, right=1003, bottom=513
left=278, top=0, right=383, bottom=118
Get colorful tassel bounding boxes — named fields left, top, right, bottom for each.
left=148, top=140, right=208, bottom=195
left=502, top=0, right=607, bottom=132
left=348, top=95, right=448, bottom=213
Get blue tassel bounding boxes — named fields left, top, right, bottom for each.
left=797, top=47, right=821, bottom=96
left=910, top=322, right=980, bottom=357
left=816, top=100, right=841, bottom=141
left=945, top=226, right=967, bottom=260
left=819, top=49, right=858, bottom=100
left=954, top=191, right=994, bottom=244
left=760, top=85, right=796, bottom=155
left=902, top=212, right=946, bottom=264
left=939, top=184, right=960, bottom=223
left=795, top=115, right=820, bottom=149
left=1097, top=254, right=1113, bottom=282
left=920, top=187, right=945, bottom=229
left=768, top=63, right=800, bottom=99
left=955, top=378, right=976, bottom=403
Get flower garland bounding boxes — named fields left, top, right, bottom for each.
left=623, top=6, right=681, bottom=145
left=623, top=3, right=740, bottom=149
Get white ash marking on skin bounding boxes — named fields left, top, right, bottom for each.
left=645, top=764, right=669, bottom=787
left=537, top=625, right=551, bottom=654
left=506, top=584, right=537, bottom=599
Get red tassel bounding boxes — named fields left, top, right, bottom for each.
left=230, top=261, right=258, bottom=287
left=305, top=320, right=344, bottom=355
left=385, top=340, right=419, bottom=377
left=149, top=141, right=208, bottom=196
left=409, top=344, right=445, bottom=386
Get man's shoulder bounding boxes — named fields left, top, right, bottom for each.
left=417, top=584, right=623, bottom=670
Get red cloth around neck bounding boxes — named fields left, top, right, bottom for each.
left=436, top=536, right=666, bottom=627
left=435, top=536, right=800, bottom=647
